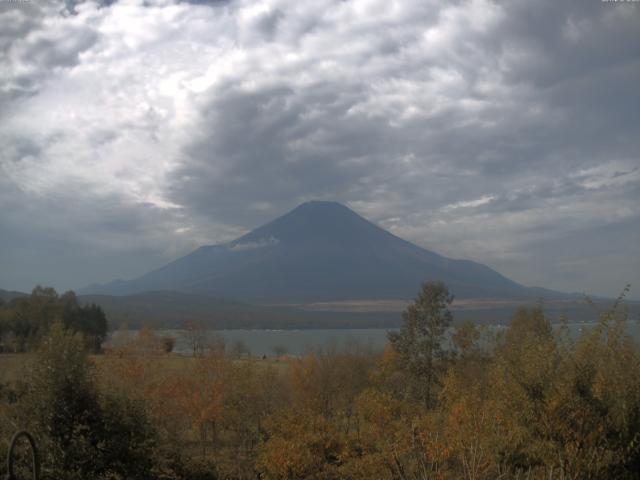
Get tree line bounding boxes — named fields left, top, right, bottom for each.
left=1, top=282, right=639, bottom=479
left=0, top=286, right=108, bottom=353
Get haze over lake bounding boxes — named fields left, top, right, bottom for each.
left=113, top=322, right=640, bottom=357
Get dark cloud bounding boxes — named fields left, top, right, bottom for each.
left=0, top=0, right=638, bottom=297
left=0, top=4, right=99, bottom=103
left=170, top=83, right=397, bottom=225
left=0, top=173, right=203, bottom=290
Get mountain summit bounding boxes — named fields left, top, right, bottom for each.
left=81, top=201, right=540, bottom=302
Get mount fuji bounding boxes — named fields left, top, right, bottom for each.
left=80, top=201, right=557, bottom=303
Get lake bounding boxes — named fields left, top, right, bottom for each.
left=112, top=320, right=640, bottom=357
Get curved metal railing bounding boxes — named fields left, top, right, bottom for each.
left=4, top=431, right=39, bottom=480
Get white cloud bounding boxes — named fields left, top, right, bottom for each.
left=229, top=236, right=279, bottom=251
left=443, top=195, right=495, bottom=211
left=0, top=0, right=638, bottom=297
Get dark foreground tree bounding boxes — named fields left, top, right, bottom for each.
left=1, top=287, right=108, bottom=352
left=388, top=281, right=453, bottom=408
left=60, top=291, right=108, bottom=353
left=24, top=322, right=157, bottom=480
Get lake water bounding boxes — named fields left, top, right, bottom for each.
left=158, top=328, right=390, bottom=357
left=113, top=321, right=640, bottom=357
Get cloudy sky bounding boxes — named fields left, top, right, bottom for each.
left=1, top=0, right=639, bottom=299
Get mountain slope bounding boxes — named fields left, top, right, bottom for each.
left=80, top=201, right=549, bottom=302
left=0, top=288, right=28, bottom=303
left=77, top=290, right=401, bottom=329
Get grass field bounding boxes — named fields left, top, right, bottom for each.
left=0, top=354, right=33, bottom=384
left=0, top=351, right=290, bottom=389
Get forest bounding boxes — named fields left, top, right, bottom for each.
left=0, top=282, right=639, bottom=479
left=0, top=286, right=108, bottom=354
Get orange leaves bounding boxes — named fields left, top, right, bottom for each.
left=162, top=351, right=230, bottom=432
left=97, top=332, right=232, bottom=456
left=258, top=410, right=344, bottom=480
left=258, top=435, right=319, bottom=480
left=355, top=389, right=401, bottom=428
left=83, top=297, right=640, bottom=479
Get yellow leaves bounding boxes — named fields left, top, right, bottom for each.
left=593, top=368, right=607, bottom=401
left=355, top=389, right=399, bottom=427
left=96, top=340, right=233, bottom=456
left=349, top=389, right=451, bottom=478
left=258, top=411, right=344, bottom=480
left=80, top=298, right=640, bottom=479
left=440, top=363, right=498, bottom=479
left=452, top=321, right=481, bottom=354
left=258, top=436, right=320, bottom=480
left=381, top=343, right=398, bottom=365
left=167, top=352, right=229, bottom=431
left=416, top=414, right=452, bottom=465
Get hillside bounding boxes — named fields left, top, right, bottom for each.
left=0, top=288, right=28, bottom=303
left=3, top=288, right=635, bottom=330
left=77, top=290, right=399, bottom=329
left=81, top=201, right=560, bottom=303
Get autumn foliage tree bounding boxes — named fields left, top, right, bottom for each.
left=0, top=286, right=107, bottom=352
left=388, top=281, right=453, bottom=408
left=3, top=282, right=639, bottom=480
left=22, top=322, right=156, bottom=480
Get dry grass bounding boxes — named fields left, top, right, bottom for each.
left=0, top=351, right=290, bottom=391
left=271, top=298, right=538, bottom=313
left=0, top=353, right=34, bottom=384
